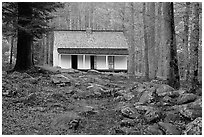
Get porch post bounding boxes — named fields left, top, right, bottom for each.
left=58, top=54, right=61, bottom=67
left=83, top=55, right=86, bottom=69
left=105, top=55, right=109, bottom=69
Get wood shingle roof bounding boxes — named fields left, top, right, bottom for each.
left=54, top=30, right=129, bottom=49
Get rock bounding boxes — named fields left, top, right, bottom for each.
left=121, top=107, right=139, bottom=119
left=156, top=84, right=174, bottom=97
left=147, top=124, right=163, bottom=135
left=87, top=83, right=107, bottom=94
left=179, top=106, right=202, bottom=120
left=168, top=89, right=186, bottom=98
left=2, top=71, right=7, bottom=77
left=139, top=90, right=155, bottom=104
left=123, top=92, right=135, bottom=101
left=79, top=105, right=99, bottom=115
left=50, top=93, right=67, bottom=102
left=158, top=122, right=181, bottom=135
left=134, top=104, right=154, bottom=112
left=50, top=74, right=72, bottom=85
left=144, top=108, right=162, bottom=122
left=177, top=93, right=197, bottom=105
left=115, top=90, right=135, bottom=101
left=188, top=97, right=202, bottom=109
left=164, top=111, right=182, bottom=123
left=51, top=111, right=81, bottom=130
left=183, top=117, right=202, bottom=135
left=114, top=127, right=133, bottom=135
left=87, top=69, right=101, bottom=74
left=120, top=118, right=135, bottom=127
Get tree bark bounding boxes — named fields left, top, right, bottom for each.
left=155, top=2, right=162, bottom=78
left=190, top=2, right=200, bottom=92
left=14, top=2, right=33, bottom=71
left=143, top=2, right=149, bottom=80
left=147, top=2, right=156, bottom=79
left=9, top=36, right=14, bottom=66
left=163, top=2, right=180, bottom=89
left=183, top=2, right=191, bottom=81
left=127, top=2, right=136, bottom=77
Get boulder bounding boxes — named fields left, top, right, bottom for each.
left=120, top=118, right=135, bottom=127
left=134, top=104, right=154, bottom=112
left=144, top=108, right=162, bottom=122
left=51, top=111, right=81, bottom=130
left=158, top=122, right=181, bottom=135
left=183, top=117, right=202, bottom=135
left=139, top=90, right=155, bottom=104
left=147, top=124, right=163, bottom=135
left=164, top=111, right=182, bottom=123
left=156, top=84, right=174, bottom=97
left=188, top=97, right=202, bottom=109
left=121, top=107, right=139, bottom=119
left=179, top=107, right=202, bottom=120
left=168, top=89, right=186, bottom=98
left=87, top=69, right=101, bottom=74
left=50, top=74, right=72, bottom=86
left=79, top=105, right=99, bottom=115
left=176, top=93, right=197, bottom=105
left=123, top=92, right=135, bottom=101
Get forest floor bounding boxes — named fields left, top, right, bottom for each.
left=2, top=66, right=202, bottom=135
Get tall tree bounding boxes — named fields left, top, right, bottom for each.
left=163, top=2, right=180, bottom=89
left=189, top=2, right=200, bottom=92
left=183, top=2, right=191, bottom=80
left=126, top=2, right=136, bottom=77
left=14, top=3, right=33, bottom=70
left=142, top=2, right=149, bottom=80
left=2, top=2, right=64, bottom=71
left=147, top=2, right=156, bottom=79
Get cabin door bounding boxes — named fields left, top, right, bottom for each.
left=90, top=56, right=95, bottom=69
left=71, top=55, right=78, bottom=69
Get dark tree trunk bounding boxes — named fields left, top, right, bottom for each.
left=14, top=3, right=33, bottom=71
left=190, top=2, right=200, bottom=92
left=163, top=2, right=180, bottom=89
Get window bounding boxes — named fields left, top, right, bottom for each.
left=108, top=56, right=114, bottom=69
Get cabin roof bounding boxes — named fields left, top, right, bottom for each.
left=54, top=30, right=129, bottom=49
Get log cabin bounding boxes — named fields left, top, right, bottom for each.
left=53, top=29, right=128, bottom=71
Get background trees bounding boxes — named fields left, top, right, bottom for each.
left=2, top=2, right=202, bottom=90
left=2, top=2, right=64, bottom=71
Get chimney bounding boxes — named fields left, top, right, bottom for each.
left=86, top=27, right=92, bottom=34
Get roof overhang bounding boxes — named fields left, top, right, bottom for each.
left=58, top=48, right=128, bottom=55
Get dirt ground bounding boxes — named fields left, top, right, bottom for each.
left=2, top=67, right=202, bottom=135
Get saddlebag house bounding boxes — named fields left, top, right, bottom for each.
left=53, top=30, right=128, bottom=71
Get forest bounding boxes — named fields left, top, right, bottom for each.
left=2, top=2, right=202, bottom=135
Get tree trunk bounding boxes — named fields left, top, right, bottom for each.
left=9, top=36, right=14, bottom=66
left=163, top=2, right=180, bottom=89
left=127, top=2, right=136, bottom=77
left=147, top=2, right=156, bottom=79
left=14, top=3, right=33, bottom=71
left=183, top=2, right=190, bottom=81
left=47, top=33, right=51, bottom=65
left=143, top=2, right=149, bottom=80
left=155, top=2, right=162, bottom=78
left=190, top=2, right=200, bottom=92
